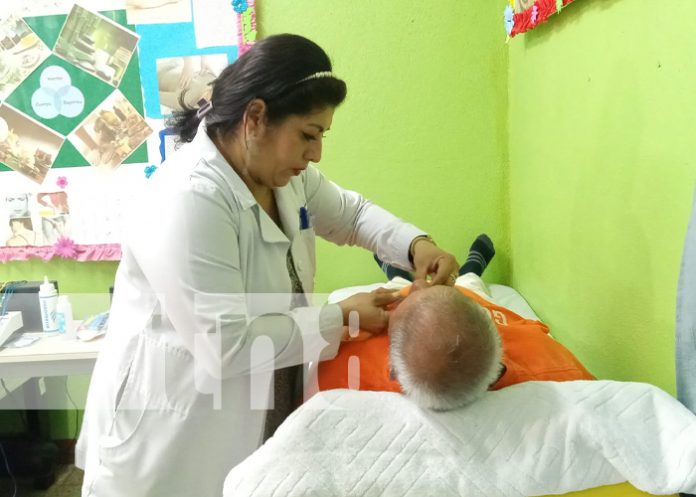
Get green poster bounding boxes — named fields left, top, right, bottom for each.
left=5, top=55, right=113, bottom=136
left=0, top=9, right=147, bottom=172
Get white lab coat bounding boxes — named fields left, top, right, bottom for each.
left=75, top=123, right=424, bottom=497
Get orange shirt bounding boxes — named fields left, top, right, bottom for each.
left=317, top=285, right=594, bottom=394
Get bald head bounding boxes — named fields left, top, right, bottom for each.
left=388, top=285, right=502, bottom=411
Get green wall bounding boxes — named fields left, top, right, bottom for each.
left=259, top=0, right=510, bottom=291
left=507, top=0, right=695, bottom=394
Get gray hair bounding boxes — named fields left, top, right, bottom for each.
left=389, top=286, right=502, bottom=411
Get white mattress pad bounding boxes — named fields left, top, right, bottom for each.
left=225, top=381, right=696, bottom=496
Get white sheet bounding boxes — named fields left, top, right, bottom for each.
left=225, top=381, right=696, bottom=496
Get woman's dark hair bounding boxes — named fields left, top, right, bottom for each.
left=168, top=34, right=347, bottom=143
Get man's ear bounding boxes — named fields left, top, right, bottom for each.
left=489, top=363, right=507, bottom=387
left=410, top=279, right=430, bottom=293
left=388, top=362, right=397, bottom=381
left=243, top=98, right=268, bottom=139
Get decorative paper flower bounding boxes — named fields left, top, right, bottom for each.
left=530, top=4, right=539, bottom=24
left=232, top=0, right=248, bottom=13
left=504, top=5, right=515, bottom=35
left=56, top=176, right=68, bottom=189
left=539, top=0, right=556, bottom=18
left=54, top=237, right=78, bottom=259
left=144, top=165, right=158, bottom=179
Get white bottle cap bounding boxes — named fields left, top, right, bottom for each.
left=40, top=276, right=56, bottom=294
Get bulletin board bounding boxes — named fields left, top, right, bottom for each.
left=0, top=0, right=257, bottom=262
left=504, top=0, right=577, bottom=38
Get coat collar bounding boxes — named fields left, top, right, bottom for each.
left=257, top=184, right=304, bottom=244
left=192, top=120, right=256, bottom=211
left=191, top=122, right=306, bottom=245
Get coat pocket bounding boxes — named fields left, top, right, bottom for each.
left=97, top=336, right=150, bottom=460
left=90, top=334, right=207, bottom=496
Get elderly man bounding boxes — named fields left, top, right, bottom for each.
left=388, top=283, right=502, bottom=410
left=316, top=235, right=593, bottom=410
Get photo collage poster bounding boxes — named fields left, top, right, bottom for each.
left=0, top=1, right=256, bottom=260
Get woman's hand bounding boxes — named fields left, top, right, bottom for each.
left=337, top=288, right=402, bottom=334
left=411, top=237, right=459, bottom=286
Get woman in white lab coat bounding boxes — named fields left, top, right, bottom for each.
left=76, top=34, right=459, bottom=497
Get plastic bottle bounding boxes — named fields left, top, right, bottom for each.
left=39, top=276, right=58, bottom=332
left=56, top=295, right=74, bottom=338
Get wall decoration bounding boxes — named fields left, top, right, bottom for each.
left=54, top=4, right=139, bottom=88
left=504, top=0, right=577, bottom=38
left=0, top=0, right=258, bottom=263
left=192, top=0, right=238, bottom=49
left=237, top=0, right=256, bottom=55
left=135, top=21, right=236, bottom=119
left=5, top=10, right=148, bottom=168
left=125, top=0, right=191, bottom=25
left=156, top=54, right=228, bottom=116
left=6, top=55, right=114, bottom=136
left=0, top=166, right=136, bottom=261
left=136, top=18, right=237, bottom=119
left=0, top=16, right=52, bottom=101
left=0, top=104, right=64, bottom=184
left=68, top=89, right=152, bottom=169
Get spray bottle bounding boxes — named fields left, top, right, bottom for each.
left=39, top=276, right=58, bottom=332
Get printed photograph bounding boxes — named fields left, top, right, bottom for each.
left=69, top=90, right=152, bottom=169
left=0, top=104, right=65, bottom=185
left=36, top=191, right=71, bottom=244
left=4, top=216, right=37, bottom=247
left=0, top=16, right=52, bottom=101
left=1, top=191, right=73, bottom=246
left=36, top=192, right=70, bottom=245
left=4, top=192, right=32, bottom=219
left=54, top=4, right=139, bottom=87
left=126, top=0, right=192, bottom=25
left=156, top=54, right=227, bottom=115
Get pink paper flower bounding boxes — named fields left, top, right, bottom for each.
left=57, top=176, right=68, bottom=189
left=54, top=237, right=78, bottom=259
